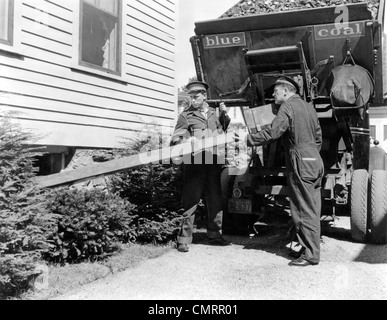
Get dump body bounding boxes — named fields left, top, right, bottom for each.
left=192, top=3, right=384, bottom=105
left=191, top=2, right=387, bottom=243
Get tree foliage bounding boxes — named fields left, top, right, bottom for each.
left=0, top=113, right=56, bottom=298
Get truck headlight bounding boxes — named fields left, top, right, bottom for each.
left=233, top=188, right=242, bottom=199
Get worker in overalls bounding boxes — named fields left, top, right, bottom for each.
left=170, top=81, right=231, bottom=253
left=236, top=76, right=324, bottom=266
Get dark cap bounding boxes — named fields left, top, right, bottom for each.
left=275, top=76, right=300, bottom=94
left=187, top=81, right=209, bottom=94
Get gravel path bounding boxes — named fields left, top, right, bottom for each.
left=54, top=216, right=387, bottom=300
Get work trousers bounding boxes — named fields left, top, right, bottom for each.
left=177, top=162, right=224, bottom=244
left=287, top=148, right=324, bottom=264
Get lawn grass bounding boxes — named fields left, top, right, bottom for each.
left=19, top=243, right=172, bottom=300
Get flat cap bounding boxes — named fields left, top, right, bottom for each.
left=187, top=81, right=209, bottom=94
left=275, top=76, right=300, bottom=94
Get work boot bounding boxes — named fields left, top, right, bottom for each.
left=288, top=257, right=318, bottom=267
left=288, top=247, right=305, bottom=259
left=177, top=243, right=189, bottom=253
left=208, top=237, right=231, bottom=246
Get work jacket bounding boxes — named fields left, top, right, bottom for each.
left=246, top=94, right=323, bottom=181
left=171, top=103, right=230, bottom=164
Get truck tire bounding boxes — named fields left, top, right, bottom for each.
left=220, top=167, right=236, bottom=235
left=350, top=169, right=369, bottom=243
left=369, top=170, right=387, bottom=244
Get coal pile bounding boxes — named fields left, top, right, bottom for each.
left=219, top=0, right=380, bottom=20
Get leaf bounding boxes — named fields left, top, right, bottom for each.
left=22, top=237, right=29, bottom=247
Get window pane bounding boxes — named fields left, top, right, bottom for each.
left=370, top=125, right=376, bottom=140
left=81, top=0, right=120, bottom=73
left=0, top=0, right=10, bottom=41
left=384, top=125, right=387, bottom=142
left=84, top=0, right=118, bottom=16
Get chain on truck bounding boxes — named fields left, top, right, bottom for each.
left=190, top=1, right=387, bottom=244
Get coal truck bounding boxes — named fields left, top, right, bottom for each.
left=190, top=1, right=387, bottom=243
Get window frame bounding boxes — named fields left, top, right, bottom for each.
left=0, top=0, right=22, bottom=54
left=72, top=0, right=125, bottom=81
left=0, top=0, right=14, bottom=46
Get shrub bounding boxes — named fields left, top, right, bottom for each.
left=43, top=188, right=138, bottom=264
left=0, top=113, right=56, bottom=299
left=0, top=255, right=40, bottom=298
left=109, top=124, right=183, bottom=244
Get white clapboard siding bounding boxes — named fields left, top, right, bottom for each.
left=153, top=0, right=176, bottom=13
left=126, top=33, right=174, bottom=62
left=0, top=55, right=174, bottom=104
left=0, top=58, right=175, bottom=106
left=125, top=65, right=174, bottom=90
left=45, top=0, right=73, bottom=12
left=22, top=18, right=73, bottom=46
left=1, top=92, right=174, bottom=124
left=145, top=0, right=176, bottom=19
left=126, top=12, right=174, bottom=45
left=1, top=73, right=175, bottom=115
left=126, top=24, right=174, bottom=56
left=126, top=45, right=174, bottom=71
left=22, top=0, right=74, bottom=23
left=21, top=30, right=73, bottom=58
left=126, top=54, right=174, bottom=81
left=130, top=0, right=175, bottom=33
left=21, top=1, right=73, bottom=34
left=13, top=119, right=167, bottom=149
left=19, top=39, right=73, bottom=65
left=1, top=105, right=173, bottom=132
left=0, top=0, right=177, bottom=149
left=127, top=1, right=175, bottom=37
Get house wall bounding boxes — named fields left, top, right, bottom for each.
left=0, top=0, right=177, bottom=150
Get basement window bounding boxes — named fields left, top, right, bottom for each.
left=79, top=0, right=121, bottom=75
left=0, top=0, right=14, bottom=46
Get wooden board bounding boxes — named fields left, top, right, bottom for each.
left=33, top=132, right=234, bottom=188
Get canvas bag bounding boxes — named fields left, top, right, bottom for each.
left=328, top=64, right=374, bottom=108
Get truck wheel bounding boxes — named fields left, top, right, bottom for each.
left=350, top=169, right=369, bottom=243
left=369, top=170, right=387, bottom=244
left=221, top=167, right=236, bottom=235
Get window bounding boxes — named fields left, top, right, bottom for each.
left=0, top=0, right=14, bottom=46
left=384, top=125, right=387, bottom=142
left=80, top=0, right=121, bottom=74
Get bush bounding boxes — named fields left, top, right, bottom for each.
left=0, top=118, right=184, bottom=298
left=0, top=255, right=40, bottom=298
left=109, top=125, right=183, bottom=244
left=0, top=113, right=56, bottom=299
left=43, top=188, right=138, bottom=264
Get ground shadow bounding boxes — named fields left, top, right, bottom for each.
left=321, top=220, right=352, bottom=242
left=193, top=226, right=294, bottom=260
left=192, top=206, right=387, bottom=264
left=193, top=210, right=295, bottom=260
left=354, top=213, right=387, bottom=264
left=321, top=213, right=387, bottom=264
left=353, top=244, right=387, bottom=264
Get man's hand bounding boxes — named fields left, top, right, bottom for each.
left=219, top=102, right=227, bottom=113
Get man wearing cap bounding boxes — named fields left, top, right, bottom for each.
left=236, top=76, right=324, bottom=266
left=170, top=81, right=231, bottom=253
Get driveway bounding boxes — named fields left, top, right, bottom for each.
left=53, top=216, right=387, bottom=300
